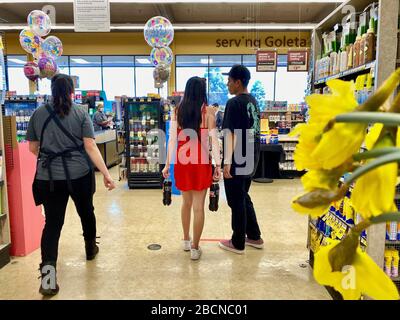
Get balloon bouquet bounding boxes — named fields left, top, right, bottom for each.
left=19, top=10, right=63, bottom=82
left=144, top=16, right=174, bottom=89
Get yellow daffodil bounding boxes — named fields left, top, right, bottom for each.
left=314, top=240, right=399, bottom=300
left=301, top=168, right=346, bottom=192
left=290, top=123, right=324, bottom=170
left=311, top=123, right=367, bottom=170
left=294, top=79, right=363, bottom=171
left=352, top=135, right=398, bottom=219
left=306, top=80, right=358, bottom=125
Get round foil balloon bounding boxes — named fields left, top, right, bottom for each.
left=144, top=16, right=174, bottom=48
left=27, top=10, right=51, bottom=37
left=23, top=62, right=40, bottom=81
left=38, top=56, right=58, bottom=79
left=42, top=36, right=63, bottom=59
left=150, top=47, right=173, bottom=66
left=19, top=28, right=42, bottom=55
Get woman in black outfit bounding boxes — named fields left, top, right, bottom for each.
left=27, top=74, right=116, bottom=296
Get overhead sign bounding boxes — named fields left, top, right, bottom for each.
left=73, top=0, right=110, bottom=32
left=256, top=50, right=277, bottom=72
left=287, top=50, right=309, bottom=72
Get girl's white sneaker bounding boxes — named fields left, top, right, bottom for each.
left=183, top=239, right=191, bottom=252
left=190, top=247, right=202, bottom=260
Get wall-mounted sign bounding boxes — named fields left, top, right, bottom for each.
left=74, top=0, right=110, bottom=32
left=256, top=50, right=277, bottom=72
left=287, top=50, right=309, bottom=72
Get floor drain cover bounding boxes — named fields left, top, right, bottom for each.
left=148, top=244, right=161, bottom=250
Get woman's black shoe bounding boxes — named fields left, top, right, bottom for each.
left=85, top=239, right=99, bottom=260
left=38, top=262, right=59, bottom=296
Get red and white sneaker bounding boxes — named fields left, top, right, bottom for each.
left=218, top=240, right=244, bottom=254
left=245, top=237, right=264, bottom=249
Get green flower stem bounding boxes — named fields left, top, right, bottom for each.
left=336, top=112, right=400, bottom=126
left=353, top=147, right=400, bottom=161
left=345, top=151, right=400, bottom=185
left=352, top=220, right=372, bottom=233
left=370, top=212, right=400, bottom=224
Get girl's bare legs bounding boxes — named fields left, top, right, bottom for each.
left=181, top=191, right=193, bottom=241
left=191, top=189, right=207, bottom=249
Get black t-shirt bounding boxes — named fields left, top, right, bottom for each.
left=222, top=93, right=260, bottom=177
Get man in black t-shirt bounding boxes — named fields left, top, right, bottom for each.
left=219, top=65, right=263, bottom=254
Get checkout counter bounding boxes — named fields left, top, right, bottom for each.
left=94, top=129, right=120, bottom=168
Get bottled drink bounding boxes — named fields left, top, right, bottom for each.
left=163, top=179, right=172, bottom=206
left=209, top=182, right=219, bottom=212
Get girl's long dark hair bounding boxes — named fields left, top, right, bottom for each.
left=51, top=74, right=74, bottom=118
left=177, top=76, right=207, bottom=133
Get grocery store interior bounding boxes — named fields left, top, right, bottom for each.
left=0, top=0, right=399, bottom=300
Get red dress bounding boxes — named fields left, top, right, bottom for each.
left=174, top=106, right=212, bottom=191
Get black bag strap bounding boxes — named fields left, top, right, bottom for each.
left=44, top=104, right=82, bottom=149
left=43, top=104, right=93, bottom=171
left=39, top=108, right=56, bottom=150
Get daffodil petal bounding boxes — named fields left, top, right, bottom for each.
left=312, top=123, right=366, bottom=170
left=314, top=241, right=399, bottom=300
left=352, top=248, right=399, bottom=300
left=365, top=123, right=384, bottom=150
left=291, top=196, right=330, bottom=218
left=352, top=135, right=398, bottom=219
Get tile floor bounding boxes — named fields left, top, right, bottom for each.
left=0, top=168, right=331, bottom=300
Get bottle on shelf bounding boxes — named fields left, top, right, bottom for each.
left=364, top=16, right=376, bottom=64
left=353, top=27, right=362, bottom=68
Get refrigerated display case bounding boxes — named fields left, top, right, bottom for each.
left=4, top=96, right=38, bottom=142
left=123, top=97, right=165, bottom=189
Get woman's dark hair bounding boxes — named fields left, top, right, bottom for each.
left=51, top=73, right=74, bottom=118
left=177, top=76, right=207, bottom=133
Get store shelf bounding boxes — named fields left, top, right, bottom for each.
left=264, top=110, right=302, bottom=113
left=386, top=240, right=400, bottom=245
left=129, top=120, right=159, bottom=123
left=314, top=61, right=376, bottom=86
left=268, top=120, right=304, bottom=123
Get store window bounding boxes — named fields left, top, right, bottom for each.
left=176, top=55, right=208, bottom=93
left=275, top=66, right=307, bottom=104
left=6, top=55, right=29, bottom=95
left=208, top=55, right=241, bottom=108
left=102, top=56, right=135, bottom=100
left=70, top=56, right=102, bottom=91
left=135, top=56, right=165, bottom=97
left=38, top=56, right=70, bottom=95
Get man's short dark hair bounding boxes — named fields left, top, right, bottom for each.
left=228, top=64, right=251, bottom=88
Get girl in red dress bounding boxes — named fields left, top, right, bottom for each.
left=163, top=77, right=221, bottom=260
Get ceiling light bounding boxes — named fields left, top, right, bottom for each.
left=136, top=58, right=150, bottom=64
left=0, top=23, right=315, bottom=31
left=200, top=59, right=209, bottom=64
left=71, top=58, right=90, bottom=64
left=0, top=0, right=346, bottom=3
left=7, top=58, right=26, bottom=65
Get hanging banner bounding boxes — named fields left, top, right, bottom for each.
left=74, top=0, right=110, bottom=32
left=256, top=50, right=277, bottom=72
left=287, top=50, right=309, bottom=72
